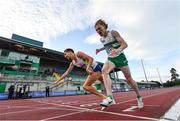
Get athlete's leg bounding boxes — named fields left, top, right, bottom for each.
left=101, top=60, right=115, bottom=97
left=120, top=66, right=144, bottom=108
left=83, top=72, right=106, bottom=99
left=99, top=61, right=116, bottom=107
left=98, top=75, right=107, bottom=95
left=98, top=75, right=104, bottom=84
left=120, top=66, right=140, bottom=96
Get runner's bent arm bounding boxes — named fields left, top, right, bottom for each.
left=96, top=47, right=105, bottom=54
left=110, top=30, right=128, bottom=54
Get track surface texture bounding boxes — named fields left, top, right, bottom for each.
left=0, top=87, right=179, bottom=120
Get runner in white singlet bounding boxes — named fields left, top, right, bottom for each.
left=94, top=19, right=144, bottom=108
left=52, top=48, right=107, bottom=101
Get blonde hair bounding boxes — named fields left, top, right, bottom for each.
left=94, top=19, right=108, bottom=29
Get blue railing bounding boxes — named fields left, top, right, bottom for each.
left=0, top=90, right=84, bottom=100
left=0, top=89, right=132, bottom=100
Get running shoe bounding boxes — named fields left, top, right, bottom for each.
left=137, top=96, right=144, bottom=109
left=100, top=96, right=113, bottom=107
left=112, top=99, right=116, bottom=104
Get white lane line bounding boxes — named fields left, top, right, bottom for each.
left=112, top=89, right=178, bottom=106
left=124, top=104, right=161, bottom=107
left=123, top=106, right=138, bottom=112
left=159, top=98, right=180, bottom=121
left=0, top=103, right=49, bottom=115
left=40, top=111, right=85, bottom=121
left=40, top=89, right=178, bottom=121
left=39, top=101, right=158, bottom=121
left=1, top=88, right=175, bottom=120
left=0, top=101, right=78, bottom=115
left=0, top=108, right=43, bottom=115
left=37, top=97, right=156, bottom=120
left=0, top=105, right=86, bottom=111
left=30, top=88, right=174, bottom=107
left=0, top=103, right=49, bottom=110
left=54, top=88, right=176, bottom=107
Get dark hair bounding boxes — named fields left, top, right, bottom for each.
left=94, top=19, right=108, bottom=29
left=64, top=48, right=74, bottom=53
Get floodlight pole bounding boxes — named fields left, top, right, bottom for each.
left=141, top=59, right=148, bottom=83
left=156, top=68, right=163, bottom=85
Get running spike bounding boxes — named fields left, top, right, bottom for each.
left=101, top=106, right=106, bottom=110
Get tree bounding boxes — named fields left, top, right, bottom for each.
left=170, top=68, right=179, bottom=81
left=163, top=68, right=180, bottom=87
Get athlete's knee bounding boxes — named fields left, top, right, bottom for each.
left=126, top=79, right=132, bottom=84
left=83, top=84, right=90, bottom=91
left=82, top=85, right=87, bottom=90
left=125, top=75, right=133, bottom=83
left=126, top=77, right=136, bottom=85
left=101, top=68, right=109, bottom=75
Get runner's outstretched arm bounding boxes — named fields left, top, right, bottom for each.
left=50, top=62, right=74, bottom=89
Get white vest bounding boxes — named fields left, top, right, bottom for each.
left=101, top=31, right=123, bottom=58
left=72, top=57, right=97, bottom=69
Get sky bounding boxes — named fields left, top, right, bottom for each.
left=0, top=0, right=179, bottom=83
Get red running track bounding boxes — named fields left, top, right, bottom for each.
left=0, top=87, right=179, bottom=120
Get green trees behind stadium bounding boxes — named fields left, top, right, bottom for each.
left=163, top=68, right=180, bottom=87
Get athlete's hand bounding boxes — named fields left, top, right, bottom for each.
left=86, top=68, right=93, bottom=75
left=109, top=49, right=118, bottom=56
left=50, top=79, right=63, bottom=89
left=96, top=49, right=100, bottom=55
left=49, top=82, right=57, bottom=89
